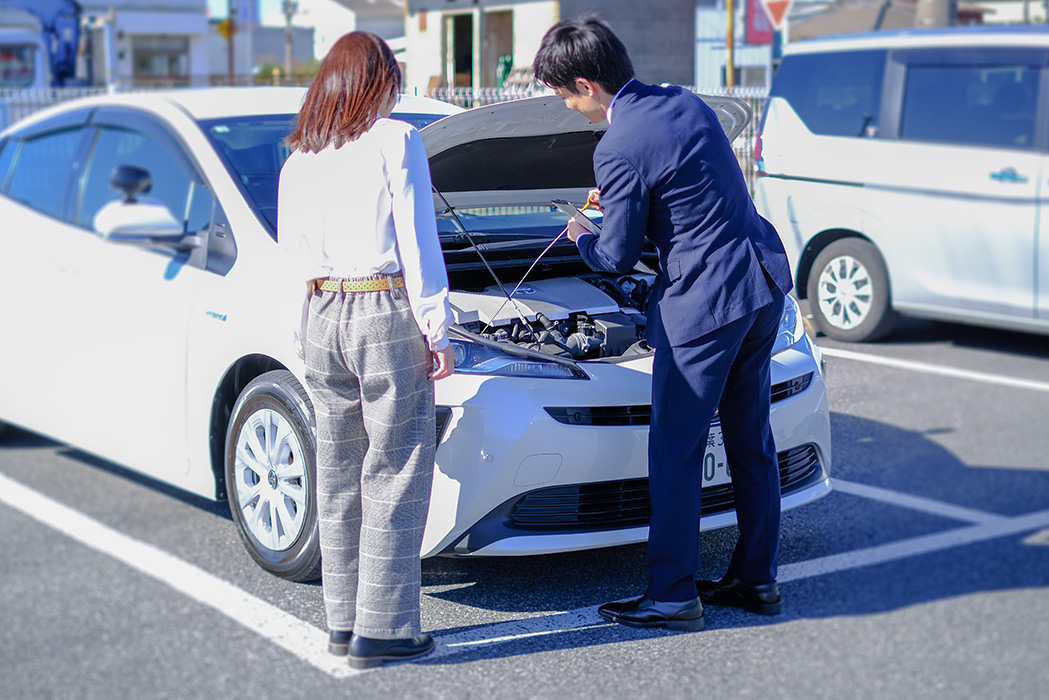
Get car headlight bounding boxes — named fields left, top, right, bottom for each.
left=772, top=295, right=806, bottom=356
left=449, top=336, right=588, bottom=379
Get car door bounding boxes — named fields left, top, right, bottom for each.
left=869, top=47, right=1046, bottom=321
left=0, top=114, right=95, bottom=434
left=53, top=108, right=217, bottom=480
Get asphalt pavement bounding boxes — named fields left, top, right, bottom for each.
left=2, top=314, right=1048, bottom=699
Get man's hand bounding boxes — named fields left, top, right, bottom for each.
left=585, top=188, right=602, bottom=212
left=567, top=217, right=590, bottom=242
left=430, top=345, right=455, bottom=380
left=568, top=188, right=602, bottom=242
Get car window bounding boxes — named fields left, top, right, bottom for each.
left=78, top=126, right=209, bottom=232
left=771, top=50, right=887, bottom=137
left=6, top=127, right=82, bottom=218
left=201, top=112, right=449, bottom=239
left=900, top=63, right=1039, bottom=149
left=0, top=139, right=15, bottom=192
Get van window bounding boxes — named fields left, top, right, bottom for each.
left=6, top=128, right=82, bottom=218
left=770, top=50, right=887, bottom=137
left=900, top=63, right=1039, bottom=149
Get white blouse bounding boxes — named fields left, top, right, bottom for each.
left=277, top=117, right=453, bottom=352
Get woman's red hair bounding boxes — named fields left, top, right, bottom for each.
left=287, top=32, right=402, bottom=153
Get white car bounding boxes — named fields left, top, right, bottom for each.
left=0, top=87, right=831, bottom=581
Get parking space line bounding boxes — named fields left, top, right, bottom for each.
left=5, top=471, right=1049, bottom=674
left=778, top=509, right=1049, bottom=583
left=428, top=609, right=614, bottom=661
left=0, top=473, right=359, bottom=680
left=820, top=346, right=1049, bottom=393
left=830, top=478, right=1008, bottom=525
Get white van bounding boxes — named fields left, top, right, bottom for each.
left=754, top=26, right=1049, bottom=341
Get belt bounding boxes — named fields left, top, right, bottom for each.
left=316, top=276, right=405, bottom=293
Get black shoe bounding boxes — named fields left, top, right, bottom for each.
left=696, top=576, right=782, bottom=616
left=328, top=630, right=352, bottom=656
left=347, top=633, right=435, bottom=669
left=598, top=595, right=706, bottom=631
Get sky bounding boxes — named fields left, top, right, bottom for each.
left=206, top=0, right=357, bottom=59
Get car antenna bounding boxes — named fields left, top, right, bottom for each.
left=432, top=186, right=535, bottom=337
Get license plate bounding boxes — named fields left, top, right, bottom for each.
left=703, top=424, right=730, bottom=487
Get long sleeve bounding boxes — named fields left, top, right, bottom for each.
left=576, top=144, right=649, bottom=275
left=387, top=127, right=453, bottom=351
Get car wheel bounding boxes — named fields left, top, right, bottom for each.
left=807, top=238, right=898, bottom=342
left=225, top=370, right=321, bottom=582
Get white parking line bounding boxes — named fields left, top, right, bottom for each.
left=779, top=509, right=1049, bottom=583
left=0, top=474, right=358, bottom=680
left=830, top=478, right=1008, bottom=525
left=819, top=346, right=1049, bottom=393
left=3, top=471, right=1048, bottom=677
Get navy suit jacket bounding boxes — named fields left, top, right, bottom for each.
left=576, top=81, right=793, bottom=348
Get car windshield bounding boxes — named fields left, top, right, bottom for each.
left=200, top=112, right=453, bottom=238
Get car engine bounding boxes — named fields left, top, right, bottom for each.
left=449, top=275, right=656, bottom=360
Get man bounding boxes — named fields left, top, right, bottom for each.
left=533, top=16, right=794, bottom=631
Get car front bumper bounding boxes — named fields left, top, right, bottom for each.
left=421, top=334, right=832, bottom=557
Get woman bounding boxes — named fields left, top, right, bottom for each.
left=277, top=31, right=455, bottom=669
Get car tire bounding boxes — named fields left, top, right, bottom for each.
left=225, top=370, right=322, bottom=582
left=807, top=238, right=898, bottom=342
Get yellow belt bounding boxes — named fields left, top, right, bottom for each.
left=316, top=276, right=405, bottom=293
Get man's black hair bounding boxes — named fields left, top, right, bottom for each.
left=533, top=15, right=635, bottom=94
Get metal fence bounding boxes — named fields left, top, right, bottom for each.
left=1, top=84, right=768, bottom=189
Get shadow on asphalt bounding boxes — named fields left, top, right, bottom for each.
left=0, top=425, right=231, bottom=521
left=416, top=408, right=1049, bottom=664
left=5, top=401, right=1048, bottom=666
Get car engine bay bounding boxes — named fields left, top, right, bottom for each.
left=449, top=274, right=656, bottom=360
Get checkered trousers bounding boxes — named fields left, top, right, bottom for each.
left=303, top=280, right=435, bottom=639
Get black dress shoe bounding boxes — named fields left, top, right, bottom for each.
left=328, top=630, right=352, bottom=656
left=598, top=596, right=705, bottom=631
left=696, top=576, right=782, bottom=616
left=347, top=633, right=435, bottom=669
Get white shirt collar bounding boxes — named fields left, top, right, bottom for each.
left=606, top=78, right=636, bottom=124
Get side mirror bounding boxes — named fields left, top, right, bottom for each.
left=93, top=165, right=200, bottom=250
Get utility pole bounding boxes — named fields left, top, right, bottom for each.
left=726, top=0, right=735, bottom=90
left=283, top=1, right=298, bottom=82
left=218, top=1, right=238, bottom=85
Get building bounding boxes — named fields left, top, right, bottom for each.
left=78, top=0, right=211, bottom=86
left=401, top=0, right=697, bottom=93
left=207, top=1, right=314, bottom=84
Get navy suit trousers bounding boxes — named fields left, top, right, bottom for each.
left=646, top=284, right=785, bottom=602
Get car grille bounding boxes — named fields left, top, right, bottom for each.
left=543, top=372, right=813, bottom=426
left=507, top=443, right=821, bottom=531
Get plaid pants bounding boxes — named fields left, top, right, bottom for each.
left=303, top=279, right=435, bottom=639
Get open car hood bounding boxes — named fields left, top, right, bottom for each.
left=420, top=92, right=752, bottom=210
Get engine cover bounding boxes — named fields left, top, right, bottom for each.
left=449, top=277, right=620, bottom=327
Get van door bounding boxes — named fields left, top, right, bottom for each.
left=872, top=48, right=1046, bottom=322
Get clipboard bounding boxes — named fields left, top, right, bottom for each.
left=551, top=198, right=601, bottom=234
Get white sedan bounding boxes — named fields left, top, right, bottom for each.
left=0, top=87, right=832, bottom=580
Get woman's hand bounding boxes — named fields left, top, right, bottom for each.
left=430, top=345, right=455, bottom=380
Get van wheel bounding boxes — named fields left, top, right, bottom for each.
left=807, top=238, right=898, bottom=342
left=225, top=370, right=321, bottom=582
